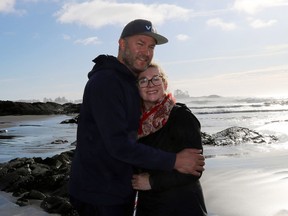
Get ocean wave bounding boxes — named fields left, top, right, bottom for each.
left=189, top=105, right=244, bottom=109
left=193, top=109, right=288, bottom=115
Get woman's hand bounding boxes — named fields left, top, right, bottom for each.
left=132, top=173, right=151, bottom=190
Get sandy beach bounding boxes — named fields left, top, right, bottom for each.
left=201, top=149, right=288, bottom=216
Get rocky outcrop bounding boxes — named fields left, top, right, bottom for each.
left=202, top=126, right=278, bottom=146
left=0, top=129, right=18, bottom=139
left=0, top=150, right=77, bottom=215
left=60, top=115, right=79, bottom=124
left=0, top=101, right=80, bottom=116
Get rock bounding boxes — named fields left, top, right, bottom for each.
left=60, top=115, right=79, bottom=124
left=41, top=196, right=76, bottom=215
left=51, top=139, right=69, bottom=144
left=201, top=132, right=216, bottom=145
left=209, top=126, right=278, bottom=146
left=30, top=162, right=50, bottom=176
left=0, top=134, right=19, bottom=139
left=16, top=197, right=30, bottom=206
left=22, top=189, right=47, bottom=200
left=71, top=141, right=77, bottom=146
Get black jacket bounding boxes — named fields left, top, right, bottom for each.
left=69, top=55, right=176, bottom=205
left=137, top=103, right=207, bottom=216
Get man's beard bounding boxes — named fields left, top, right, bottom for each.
left=122, top=50, right=150, bottom=74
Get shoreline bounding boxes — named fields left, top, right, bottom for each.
left=0, top=115, right=61, bottom=129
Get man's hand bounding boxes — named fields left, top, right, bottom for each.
left=174, top=148, right=205, bottom=176
left=132, top=173, right=151, bottom=191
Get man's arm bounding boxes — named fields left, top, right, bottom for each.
left=132, top=149, right=205, bottom=190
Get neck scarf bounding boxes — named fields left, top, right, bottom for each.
left=138, top=93, right=176, bottom=139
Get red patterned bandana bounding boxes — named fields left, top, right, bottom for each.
left=138, top=93, right=176, bottom=139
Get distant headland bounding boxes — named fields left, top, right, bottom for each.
left=0, top=100, right=80, bottom=116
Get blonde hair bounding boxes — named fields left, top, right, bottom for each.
left=147, top=62, right=168, bottom=87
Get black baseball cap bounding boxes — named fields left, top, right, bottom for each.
left=120, top=19, right=168, bottom=45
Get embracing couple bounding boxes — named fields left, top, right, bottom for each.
left=69, top=19, right=207, bottom=216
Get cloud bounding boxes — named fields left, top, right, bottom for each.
left=74, top=37, right=101, bottom=45
left=55, top=0, right=191, bottom=28
left=233, top=0, right=288, bottom=14
left=206, top=18, right=237, bottom=31
left=248, top=18, right=277, bottom=28
left=0, top=0, right=27, bottom=15
left=0, top=0, right=15, bottom=13
left=176, top=34, right=190, bottom=41
left=163, top=47, right=288, bottom=65
left=0, top=0, right=54, bottom=14
left=217, top=64, right=288, bottom=77
left=265, top=44, right=288, bottom=52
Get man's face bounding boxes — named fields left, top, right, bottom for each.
left=119, top=35, right=156, bottom=75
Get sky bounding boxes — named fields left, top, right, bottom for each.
left=1, top=0, right=288, bottom=101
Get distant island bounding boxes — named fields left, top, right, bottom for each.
left=203, top=94, right=222, bottom=98
left=174, top=89, right=190, bottom=99
left=174, top=89, right=221, bottom=99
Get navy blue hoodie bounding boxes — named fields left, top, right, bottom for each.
left=69, top=55, right=175, bottom=205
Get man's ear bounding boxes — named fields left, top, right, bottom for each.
left=118, top=38, right=126, bottom=49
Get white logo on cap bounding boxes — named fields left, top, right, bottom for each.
left=145, top=25, right=151, bottom=31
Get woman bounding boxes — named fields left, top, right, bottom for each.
left=132, top=63, right=207, bottom=216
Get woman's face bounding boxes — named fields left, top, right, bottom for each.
left=138, top=66, right=167, bottom=109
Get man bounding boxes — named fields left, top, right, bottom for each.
left=69, top=19, right=205, bottom=216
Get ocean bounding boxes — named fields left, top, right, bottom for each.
left=0, top=96, right=288, bottom=216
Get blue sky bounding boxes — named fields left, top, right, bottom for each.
left=1, top=0, right=288, bottom=101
